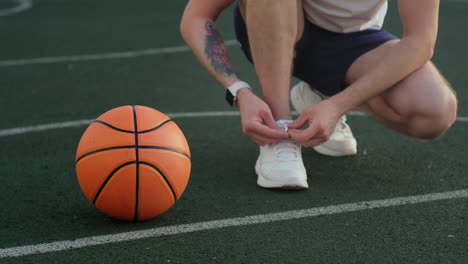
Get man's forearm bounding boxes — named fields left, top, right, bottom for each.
left=330, top=38, right=434, bottom=115
left=181, top=18, right=240, bottom=88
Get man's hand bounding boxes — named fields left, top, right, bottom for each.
left=236, top=88, right=289, bottom=145
left=288, top=100, right=342, bottom=147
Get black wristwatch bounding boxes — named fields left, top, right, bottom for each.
left=225, top=81, right=251, bottom=107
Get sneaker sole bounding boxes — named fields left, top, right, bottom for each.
left=257, top=174, right=309, bottom=189
left=255, top=164, right=309, bottom=189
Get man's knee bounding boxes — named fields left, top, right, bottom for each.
left=406, top=91, right=457, bottom=140
left=386, top=62, right=458, bottom=140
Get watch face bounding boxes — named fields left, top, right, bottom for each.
left=225, top=89, right=235, bottom=107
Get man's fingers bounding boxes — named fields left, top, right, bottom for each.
left=288, top=113, right=308, bottom=129
left=289, top=123, right=330, bottom=147
left=250, top=133, right=281, bottom=146
left=303, top=137, right=327, bottom=148
left=247, top=127, right=287, bottom=146
left=245, top=121, right=288, bottom=140
left=250, top=135, right=268, bottom=146
left=259, top=110, right=279, bottom=130
left=289, top=124, right=316, bottom=143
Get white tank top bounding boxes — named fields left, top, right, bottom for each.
left=303, top=0, right=388, bottom=33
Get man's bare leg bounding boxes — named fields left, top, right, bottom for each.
left=240, top=0, right=304, bottom=121
left=346, top=40, right=458, bottom=139
left=240, top=1, right=308, bottom=189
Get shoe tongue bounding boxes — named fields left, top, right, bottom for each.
left=274, top=140, right=298, bottom=161
left=275, top=120, right=293, bottom=132
left=274, top=120, right=297, bottom=160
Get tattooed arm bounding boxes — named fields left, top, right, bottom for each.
left=180, top=0, right=239, bottom=87
left=180, top=0, right=288, bottom=145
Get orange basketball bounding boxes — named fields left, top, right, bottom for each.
left=75, top=105, right=191, bottom=221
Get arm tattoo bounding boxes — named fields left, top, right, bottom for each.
left=204, top=22, right=236, bottom=77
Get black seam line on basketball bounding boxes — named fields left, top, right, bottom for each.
left=75, top=146, right=191, bottom=164
left=139, top=162, right=178, bottom=202
left=93, top=119, right=173, bottom=134
left=138, top=119, right=172, bottom=134
left=93, top=120, right=134, bottom=133
left=92, top=161, right=136, bottom=204
left=75, top=146, right=135, bottom=163
left=132, top=106, right=140, bottom=222
left=139, top=146, right=191, bottom=160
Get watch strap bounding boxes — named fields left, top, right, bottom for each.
left=225, top=81, right=251, bottom=107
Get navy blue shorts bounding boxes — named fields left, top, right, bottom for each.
left=233, top=6, right=398, bottom=96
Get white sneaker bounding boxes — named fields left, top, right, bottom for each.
left=255, top=120, right=308, bottom=189
left=290, top=81, right=357, bottom=157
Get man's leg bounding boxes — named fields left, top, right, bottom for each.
left=238, top=1, right=309, bottom=189
left=346, top=40, right=458, bottom=139
left=240, top=0, right=304, bottom=120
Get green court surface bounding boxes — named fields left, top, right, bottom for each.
left=1, top=1, right=467, bottom=263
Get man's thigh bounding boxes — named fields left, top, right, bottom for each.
left=346, top=39, right=455, bottom=121
left=293, top=26, right=398, bottom=96
left=234, top=8, right=398, bottom=97
left=345, top=39, right=458, bottom=139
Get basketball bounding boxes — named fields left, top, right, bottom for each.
left=75, top=105, right=191, bottom=221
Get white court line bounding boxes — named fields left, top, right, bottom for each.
left=0, top=0, right=32, bottom=17
left=0, top=111, right=467, bottom=138
left=1, top=188, right=467, bottom=258
left=0, top=111, right=240, bottom=137
left=0, top=40, right=238, bottom=67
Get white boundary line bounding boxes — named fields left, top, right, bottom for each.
left=0, top=111, right=467, bottom=138
left=0, top=0, right=32, bottom=17
left=0, top=40, right=238, bottom=67
left=0, top=111, right=241, bottom=137
left=1, top=188, right=467, bottom=258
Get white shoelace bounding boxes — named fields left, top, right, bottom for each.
left=273, top=141, right=300, bottom=161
